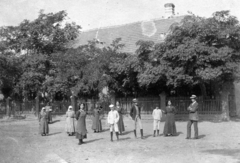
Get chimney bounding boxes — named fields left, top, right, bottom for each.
left=164, top=3, right=175, bottom=18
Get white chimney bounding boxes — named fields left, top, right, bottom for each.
left=164, top=3, right=175, bottom=18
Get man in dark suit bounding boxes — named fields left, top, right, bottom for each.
left=186, top=95, right=199, bottom=139
left=130, top=98, right=144, bottom=139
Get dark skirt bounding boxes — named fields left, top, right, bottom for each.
left=75, top=132, right=87, bottom=139
left=163, top=113, right=177, bottom=136
left=118, top=114, right=125, bottom=133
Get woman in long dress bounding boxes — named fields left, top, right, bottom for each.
left=163, top=100, right=177, bottom=136
left=65, top=105, right=75, bottom=136
left=92, top=103, right=103, bottom=133
left=116, top=101, right=125, bottom=134
left=39, top=107, right=49, bottom=136
left=75, top=103, right=87, bottom=145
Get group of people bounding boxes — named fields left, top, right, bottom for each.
left=38, top=94, right=199, bottom=144
left=151, top=94, right=199, bottom=139
left=64, top=101, right=126, bottom=145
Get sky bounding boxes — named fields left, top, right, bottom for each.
left=0, top=0, right=240, bottom=31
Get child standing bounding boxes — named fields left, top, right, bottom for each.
left=152, top=106, right=163, bottom=137
left=107, top=104, right=120, bottom=141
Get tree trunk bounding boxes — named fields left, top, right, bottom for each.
left=220, top=82, right=231, bottom=121
left=6, top=97, right=11, bottom=117
left=35, top=93, right=40, bottom=118
left=70, top=95, right=77, bottom=112
left=199, top=82, right=207, bottom=98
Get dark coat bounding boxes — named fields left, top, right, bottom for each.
left=75, top=110, right=87, bottom=135
left=187, top=102, right=199, bottom=121
left=130, top=105, right=141, bottom=120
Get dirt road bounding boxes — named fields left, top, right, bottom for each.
left=0, top=115, right=240, bottom=163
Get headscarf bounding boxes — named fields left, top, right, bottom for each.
left=68, top=105, right=73, bottom=111
left=41, top=107, right=46, bottom=115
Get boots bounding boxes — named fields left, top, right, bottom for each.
left=110, top=132, right=113, bottom=142
left=116, top=132, right=119, bottom=141
left=78, top=139, right=82, bottom=145
left=157, top=130, right=159, bottom=136
left=140, top=129, right=144, bottom=139
left=153, top=130, right=156, bottom=137
left=134, top=130, right=137, bottom=138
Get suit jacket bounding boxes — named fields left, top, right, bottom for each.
left=130, top=105, right=141, bottom=120
left=187, top=101, right=199, bottom=121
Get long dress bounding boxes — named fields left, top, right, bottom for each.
left=39, top=112, right=49, bottom=135
left=91, top=108, right=103, bottom=132
left=65, top=110, right=75, bottom=133
left=75, top=110, right=87, bottom=139
left=116, top=106, right=125, bottom=133
left=163, top=105, right=177, bottom=136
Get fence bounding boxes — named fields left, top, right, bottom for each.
left=0, top=96, right=226, bottom=116
left=117, top=97, right=222, bottom=115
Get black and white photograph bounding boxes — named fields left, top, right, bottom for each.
left=0, top=0, right=240, bottom=162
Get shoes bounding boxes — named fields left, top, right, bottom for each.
left=185, top=137, right=190, bottom=139
left=193, top=137, right=198, bottom=139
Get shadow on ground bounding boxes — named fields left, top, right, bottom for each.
left=50, top=120, right=61, bottom=124
left=202, top=149, right=240, bottom=160
left=84, top=138, right=103, bottom=144
left=48, top=132, right=62, bottom=136
left=121, top=130, right=133, bottom=135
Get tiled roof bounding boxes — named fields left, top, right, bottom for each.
left=71, top=16, right=185, bottom=53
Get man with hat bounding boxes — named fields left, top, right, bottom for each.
left=130, top=98, right=144, bottom=139
left=107, top=104, right=120, bottom=141
left=186, top=95, right=199, bottom=139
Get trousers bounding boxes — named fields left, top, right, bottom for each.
left=133, top=116, right=142, bottom=130
left=153, top=119, right=160, bottom=130
left=187, top=120, right=198, bottom=138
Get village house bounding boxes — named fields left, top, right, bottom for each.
left=71, top=3, right=240, bottom=118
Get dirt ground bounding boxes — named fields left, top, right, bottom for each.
left=0, top=114, right=240, bottom=163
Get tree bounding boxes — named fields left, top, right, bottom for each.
left=0, top=10, right=81, bottom=101
left=0, top=10, right=81, bottom=55
left=134, top=11, right=240, bottom=120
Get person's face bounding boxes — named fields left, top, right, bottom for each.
left=116, top=101, right=120, bottom=106
left=168, top=101, right=171, bottom=105
left=80, top=104, right=84, bottom=109
left=110, top=107, right=114, bottom=110
left=191, top=98, right=195, bottom=102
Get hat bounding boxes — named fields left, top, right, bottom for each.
left=190, top=95, right=197, bottom=99
left=68, top=105, right=73, bottom=109
left=132, top=98, right=138, bottom=103
left=109, top=104, right=114, bottom=108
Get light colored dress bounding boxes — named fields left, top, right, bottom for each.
left=65, top=110, right=75, bottom=133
